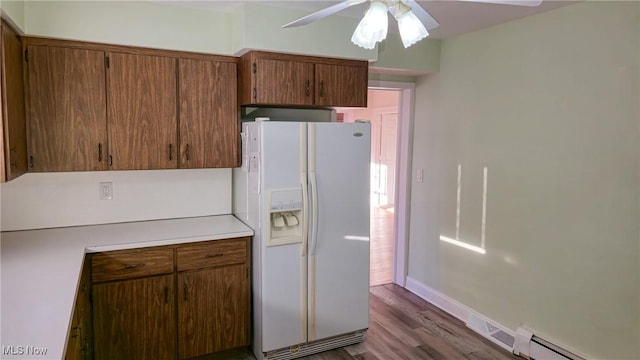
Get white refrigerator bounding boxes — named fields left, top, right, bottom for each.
left=233, top=120, right=370, bottom=360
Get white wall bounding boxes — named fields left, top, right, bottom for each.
left=410, top=1, right=640, bottom=359
left=24, top=1, right=231, bottom=54
left=0, top=170, right=231, bottom=231
left=0, top=0, right=25, bottom=32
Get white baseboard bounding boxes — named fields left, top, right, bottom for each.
left=405, top=276, right=473, bottom=323
left=405, top=277, right=516, bottom=352
left=404, top=277, right=584, bottom=360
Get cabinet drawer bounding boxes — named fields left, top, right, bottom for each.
left=177, top=238, right=248, bottom=272
left=92, top=248, right=174, bottom=283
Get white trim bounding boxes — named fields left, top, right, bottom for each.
left=368, top=80, right=415, bottom=287
left=406, top=277, right=587, bottom=360
left=405, top=276, right=472, bottom=323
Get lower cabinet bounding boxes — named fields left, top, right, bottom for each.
left=177, top=264, right=248, bottom=359
left=66, top=237, right=250, bottom=360
left=93, top=275, right=177, bottom=360
left=65, top=261, right=93, bottom=360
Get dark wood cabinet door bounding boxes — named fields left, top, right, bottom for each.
left=93, top=275, right=176, bottom=360
left=1, top=21, right=28, bottom=180
left=27, top=45, right=107, bottom=172
left=177, top=264, right=249, bottom=359
left=255, top=58, right=314, bottom=106
left=315, top=63, right=368, bottom=107
left=107, top=52, right=177, bottom=170
left=65, top=261, right=93, bottom=360
left=179, top=59, right=239, bottom=168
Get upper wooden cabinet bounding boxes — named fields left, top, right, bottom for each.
left=107, top=52, right=177, bottom=170
left=23, top=37, right=239, bottom=172
left=239, top=51, right=368, bottom=108
left=26, top=45, right=107, bottom=172
left=1, top=20, right=28, bottom=181
left=314, top=63, right=368, bottom=107
left=179, top=58, right=239, bottom=168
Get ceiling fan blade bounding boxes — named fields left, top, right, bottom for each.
left=402, top=0, right=440, bottom=30
left=459, top=0, right=543, bottom=6
left=282, top=0, right=368, bottom=28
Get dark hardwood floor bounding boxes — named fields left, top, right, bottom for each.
left=231, top=284, right=519, bottom=360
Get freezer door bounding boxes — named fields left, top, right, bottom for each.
left=260, top=122, right=308, bottom=351
left=308, top=122, right=371, bottom=341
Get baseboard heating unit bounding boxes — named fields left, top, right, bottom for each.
left=514, top=327, right=586, bottom=360
left=529, top=335, right=586, bottom=360
left=264, top=330, right=366, bottom=360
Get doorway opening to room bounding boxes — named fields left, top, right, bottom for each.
left=337, top=88, right=402, bottom=286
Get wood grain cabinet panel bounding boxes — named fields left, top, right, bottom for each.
left=315, top=63, right=368, bottom=107
left=91, top=247, right=174, bottom=283
left=254, top=58, right=314, bottom=106
left=93, top=274, right=176, bottom=360
left=239, top=51, right=368, bottom=107
left=177, top=238, right=247, bottom=272
left=107, top=52, right=177, bottom=170
left=65, top=261, right=93, bottom=360
left=89, top=237, right=251, bottom=359
left=1, top=20, right=28, bottom=181
left=179, top=59, right=239, bottom=168
left=26, top=45, right=107, bottom=172
left=178, top=264, right=249, bottom=359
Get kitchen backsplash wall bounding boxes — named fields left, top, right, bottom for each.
left=0, top=169, right=231, bottom=231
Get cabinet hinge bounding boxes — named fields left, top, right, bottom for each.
left=252, top=62, right=256, bottom=74
left=24, top=49, right=29, bottom=63
left=253, top=88, right=257, bottom=99
left=28, top=156, right=34, bottom=168
left=246, top=268, right=249, bottom=279
left=105, top=56, right=110, bottom=69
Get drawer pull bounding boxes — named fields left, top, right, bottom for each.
left=124, top=263, right=146, bottom=269
left=205, top=253, right=224, bottom=259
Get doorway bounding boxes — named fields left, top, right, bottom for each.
left=337, top=89, right=401, bottom=286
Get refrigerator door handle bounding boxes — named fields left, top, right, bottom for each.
left=309, top=171, right=319, bottom=256
left=301, top=172, right=309, bottom=257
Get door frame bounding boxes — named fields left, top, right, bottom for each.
left=368, top=80, right=415, bottom=287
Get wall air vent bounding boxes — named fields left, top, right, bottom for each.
left=466, top=313, right=515, bottom=352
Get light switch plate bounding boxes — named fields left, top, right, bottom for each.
left=100, top=182, right=113, bottom=200
left=416, top=169, right=424, bottom=183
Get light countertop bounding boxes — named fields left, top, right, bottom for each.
left=0, top=215, right=253, bottom=360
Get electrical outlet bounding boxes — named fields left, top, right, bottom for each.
left=100, top=182, right=113, bottom=200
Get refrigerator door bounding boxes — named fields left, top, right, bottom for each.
left=308, top=122, right=371, bottom=341
left=260, top=122, right=308, bottom=352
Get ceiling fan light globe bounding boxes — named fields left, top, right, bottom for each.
left=397, top=9, right=429, bottom=48
left=351, top=1, right=389, bottom=49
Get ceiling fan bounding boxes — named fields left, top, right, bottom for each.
left=283, top=0, right=543, bottom=49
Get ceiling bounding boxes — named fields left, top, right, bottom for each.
left=156, top=0, right=576, bottom=39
